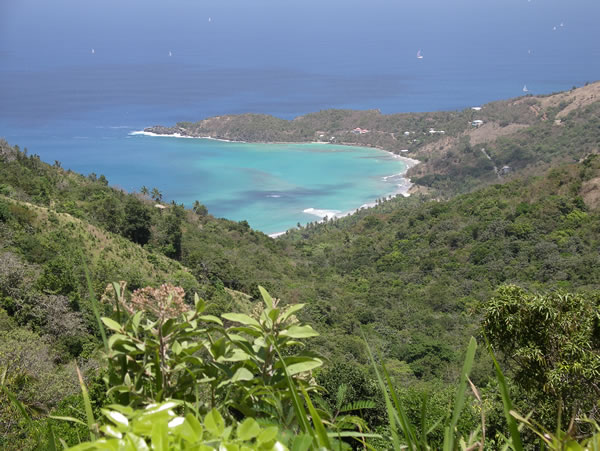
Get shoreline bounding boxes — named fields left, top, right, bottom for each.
left=129, top=130, right=241, bottom=143
left=130, top=129, right=420, bottom=239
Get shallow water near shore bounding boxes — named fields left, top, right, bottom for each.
left=5, top=123, right=410, bottom=234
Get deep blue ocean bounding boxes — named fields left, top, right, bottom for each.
left=1, top=0, right=599, bottom=233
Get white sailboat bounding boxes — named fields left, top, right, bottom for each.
left=169, top=51, right=172, bottom=57
left=523, top=85, right=529, bottom=93
left=417, top=49, right=423, bottom=59
left=91, top=48, right=95, bottom=54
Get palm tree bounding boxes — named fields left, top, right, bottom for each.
left=140, top=185, right=149, bottom=197
left=151, top=187, right=162, bottom=202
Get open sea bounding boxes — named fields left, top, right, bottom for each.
left=1, top=0, right=599, bottom=234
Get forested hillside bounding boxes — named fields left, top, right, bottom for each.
left=2, top=84, right=600, bottom=449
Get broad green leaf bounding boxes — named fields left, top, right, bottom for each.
left=194, top=293, right=205, bottom=313
left=267, top=308, right=280, bottom=325
left=221, top=313, right=260, bottom=328
left=210, top=337, right=228, bottom=359
left=101, top=317, right=123, bottom=332
left=102, top=409, right=129, bottom=428
left=280, top=325, right=318, bottom=338
left=258, top=286, right=274, bottom=308
left=199, top=315, right=223, bottom=325
left=204, top=409, right=225, bottom=437
left=237, top=418, right=260, bottom=441
left=161, top=318, right=176, bottom=336
left=151, top=418, right=168, bottom=451
left=231, top=367, right=255, bottom=382
left=286, top=359, right=323, bottom=375
left=126, top=433, right=150, bottom=450
left=111, top=282, right=122, bottom=300
left=257, top=426, right=279, bottom=444
left=223, top=349, right=251, bottom=362
left=144, top=401, right=181, bottom=415
left=168, top=417, right=184, bottom=428
left=172, top=341, right=182, bottom=355
left=108, top=333, right=133, bottom=349
left=291, top=434, right=313, bottom=451
left=565, top=440, right=585, bottom=451
left=100, top=424, right=123, bottom=439
left=225, top=333, right=248, bottom=342
left=281, top=304, right=305, bottom=322
left=132, top=311, right=143, bottom=333
left=106, top=405, right=134, bottom=416
left=229, top=326, right=263, bottom=337
left=176, top=414, right=203, bottom=443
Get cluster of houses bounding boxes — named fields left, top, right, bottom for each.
left=351, top=127, right=370, bottom=135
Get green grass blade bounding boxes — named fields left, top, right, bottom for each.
left=419, top=391, right=429, bottom=446
left=47, top=422, right=58, bottom=451
left=301, top=386, right=332, bottom=448
left=80, top=251, right=108, bottom=352
left=381, top=358, right=419, bottom=446
left=76, top=365, right=97, bottom=441
left=1, top=384, right=32, bottom=424
left=1, top=384, right=43, bottom=447
left=445, top=336, right=477, bottom=451
left=49, top=415, right=88, bottom=427
left=272, top=341, right=316, bottom=442
left=487, top=340, right=523, bottom=451
left=362, top=330, right=407, bottom=451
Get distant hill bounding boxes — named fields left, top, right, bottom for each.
left=147, top=81, right=600, bottom=196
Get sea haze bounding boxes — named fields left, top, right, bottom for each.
left=1, top=0, right=599, bottom=232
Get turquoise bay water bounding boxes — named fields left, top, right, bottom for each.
left=10, top=126, right=408, bottom=234
left=151, top=137, right=409, bottom=235
left=127, top=136, right=409, bottom=235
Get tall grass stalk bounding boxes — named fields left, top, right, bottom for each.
left=486, top=339, right=524, bottom=451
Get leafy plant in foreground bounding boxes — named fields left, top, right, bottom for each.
left=99, top=282, right=324, bottom=425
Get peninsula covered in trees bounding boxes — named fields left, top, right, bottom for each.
left=146, top=82, right=600, bottom=196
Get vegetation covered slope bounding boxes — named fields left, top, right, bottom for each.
left=1, top=83, right=600, bottom=448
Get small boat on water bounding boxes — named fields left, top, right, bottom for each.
left=417, top=49, right=423, bottom=59
left=169, top=51, right=172, bottom=57
left=523, top=85, right=529, bottom=93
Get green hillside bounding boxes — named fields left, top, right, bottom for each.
left=2, top=84, right=600, bottom=449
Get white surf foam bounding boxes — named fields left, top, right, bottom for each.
left=129, top=130, right=240, bottom=142
left=303, top=208, right=342, bottom=219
